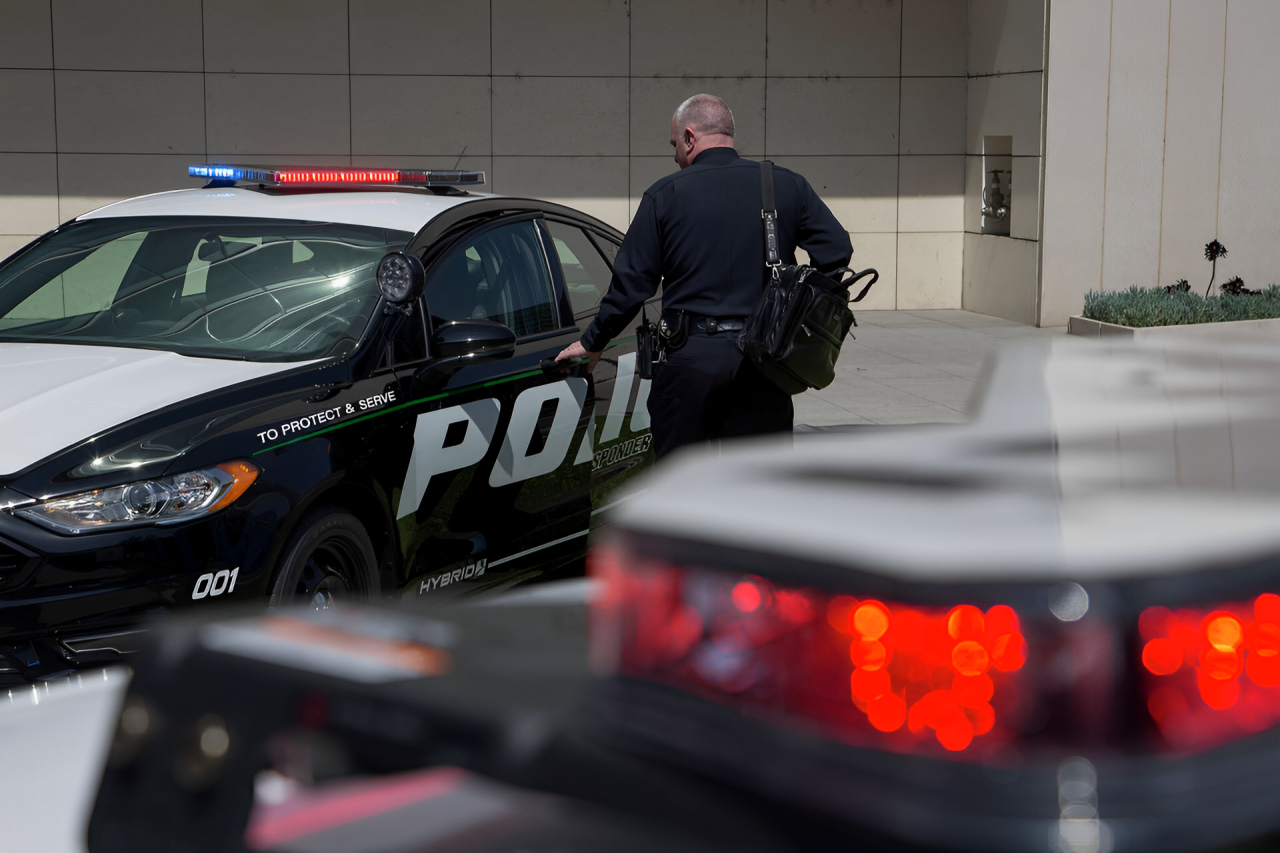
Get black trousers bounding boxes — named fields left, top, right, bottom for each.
left=646, top=331, right=793, bottom=459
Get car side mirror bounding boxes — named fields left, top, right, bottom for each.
left=414, top=319, right=515, bottom=387
left=431, top=319, right=516, bottom=359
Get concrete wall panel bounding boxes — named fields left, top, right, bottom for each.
left=962, top=232, right=1038, bottom=325
left=351, top=76, right=491, bottom=157
left=1100, top=0, right=1169, bottom=292
left=206, top=74, right=350, bottom=156
left=350, top=0, right=490, bottom=75
left=768, top=0, right=901, bottom=78
left=898, top=155, right=964, bottom=232
left=0, top=70, right=56, bottom=152
left=964, top=154, right=983, bottom=233
left=903, top=0, right=967, bottom=77
left=851, top=232, right=898, bottom=311
left=493, top=0, right=629, bottom=77
left=966, top=71, right=1042, bottom=156
left=1216, top=0, right=1280, bottom=292
left=204, top=0, right=349, bottom=74
left=0, top=153, right=58, bottom=233
left=774, top=155, right=899, bottom=234
left=898, top=231, right=963, bottom=308
left=0, top=1, right=52, bottom=69
left=493, top=77, right=628, bottom=157
left=1010, top=155, right=1040, bottom=241
left=767, top=78, right=899, bottom=156
left=1040, top=0, right=1111, bottom=326
left=632, top=0, right=766, bottom=78
left=52, top=0, right=202, bottom=72
left=55, top=71, right=205, bottom=155
left=901, top=77, right=967, bottom=154
left=969, top=0, right=1045, bottom=76
left=1158, top=0, right=1225, bottom=289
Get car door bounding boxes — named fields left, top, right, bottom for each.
left=542, top=218, right=656, bottom=525
left=391, top=216, right=593, bottom=598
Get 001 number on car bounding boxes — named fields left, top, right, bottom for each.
left=192, top=567, right=239, bottom=599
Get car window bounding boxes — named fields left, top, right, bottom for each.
left=0, top=217, right=412, bottom=361
left=587, top=230, right=619, bottom=266
left=546, top=221, right=615, bottom=318
left=425, top=220, right=558, bottom=337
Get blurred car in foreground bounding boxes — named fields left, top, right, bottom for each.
left=89, top=338, right=1280, bottom=852
left=0, top=166, right=653, bottom=684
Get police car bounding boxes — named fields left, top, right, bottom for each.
left=589, top=338, right=1280, bottom=852
left=0, top=165, right=654, bottom=682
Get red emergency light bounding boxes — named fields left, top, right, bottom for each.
left=589, top=546, right=1029, bottom=759
left=591, top=541, right=1280, bottom=763
left=1140, top=594, right=1280, bottom=751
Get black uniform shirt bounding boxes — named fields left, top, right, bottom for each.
left=581, top=146, right=853, bottom=352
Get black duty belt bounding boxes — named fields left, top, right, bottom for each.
left=687, top=314, right=745, bottom=335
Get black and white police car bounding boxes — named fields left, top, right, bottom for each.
left=0, top=165, right=654, bottom=682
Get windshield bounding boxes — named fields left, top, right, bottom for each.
left=0, top=217, right=412, bottom=361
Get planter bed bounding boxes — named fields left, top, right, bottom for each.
left=1068, top=314, right=1280, bottom=341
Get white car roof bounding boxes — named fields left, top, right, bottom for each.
left=77, top=186, right=491, bottom=233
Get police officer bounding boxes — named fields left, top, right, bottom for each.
left=556, top=94, right=853, bottom=459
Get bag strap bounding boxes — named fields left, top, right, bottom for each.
left=760, top=160, right=781, bottom=270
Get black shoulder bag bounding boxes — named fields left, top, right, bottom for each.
left=738, top=160, right=879, bottom=395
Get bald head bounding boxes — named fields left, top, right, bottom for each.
left=670, top=94, right=736, bottom=169
left=673, top=94, right=736, bottom=138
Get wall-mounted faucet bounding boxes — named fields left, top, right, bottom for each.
left=982, top=170, right=1011, bottom=223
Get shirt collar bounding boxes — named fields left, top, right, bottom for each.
left=691, top=147, right=740, bottom=166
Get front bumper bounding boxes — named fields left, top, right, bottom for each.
left=0, top=498, right=280, bottom=681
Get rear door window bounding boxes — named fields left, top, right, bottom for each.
left=545, top=221, right=615, bottom=318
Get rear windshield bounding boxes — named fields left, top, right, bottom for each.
left=0, top=217, right=412, bottom=361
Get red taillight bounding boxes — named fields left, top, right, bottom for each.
left=590, top=547, right=1027, bottom=759
left=275, top=170, right=402, bottom=184
left=1140, top=594, right=1280, bottom=750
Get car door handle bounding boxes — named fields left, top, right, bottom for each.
left=539, top=357, right=567, bottom=373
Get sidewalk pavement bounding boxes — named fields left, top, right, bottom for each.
left=794, top=310, right=1066, bottom=428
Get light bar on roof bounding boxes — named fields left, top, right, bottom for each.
left=188, top=165, right=485, bottom=188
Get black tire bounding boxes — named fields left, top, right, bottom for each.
left=268, top=507, right=379, bottom=609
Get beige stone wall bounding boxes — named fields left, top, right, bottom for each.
left=0, top=0, right=976, bottom=311
left=961, top=0, right=1046, bottom=326
left=1041, top=0, right=1280, bottom=327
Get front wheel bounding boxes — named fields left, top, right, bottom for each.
left=268, top=507, right=379, bottom=609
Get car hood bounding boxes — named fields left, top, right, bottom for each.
left=0, top=343, right=316, bottom=477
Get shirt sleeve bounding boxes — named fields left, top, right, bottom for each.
left=581, top=191, right=664, bottom=353
left=793, top=175, right=853, bottom=275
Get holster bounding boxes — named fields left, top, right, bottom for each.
left=636, top=314, right=658, bottom=380
left=660, top=310, right=688, bottom=352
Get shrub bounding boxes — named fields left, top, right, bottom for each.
left=1082, top=285, right=1280, bottom=328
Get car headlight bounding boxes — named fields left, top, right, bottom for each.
left=15, top=461, right=259, bottom=535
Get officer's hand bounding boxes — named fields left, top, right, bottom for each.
left=556, top=341, right=601, bottom=373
